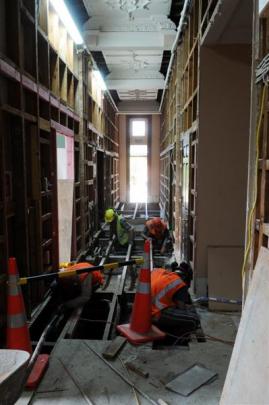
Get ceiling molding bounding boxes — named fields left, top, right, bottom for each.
left=84, top=31, right=176, bottom=51
left=84, top=15, right=176, bottom=32
left=105, top=0, right=158, bottom=20
left=106, top=78, right=165, bottom=90
left=83, top=0, right=177, bottom=102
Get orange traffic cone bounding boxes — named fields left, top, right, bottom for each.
left=7, top=257, right=50, bottom=390
left=6, top=258, right=32, bottom=354
left=117, top=240, right=165, bottom=344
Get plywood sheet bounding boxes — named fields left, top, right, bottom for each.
left=220, top=247, right=269, bottom=404
left=57, top=180, right=74, bottom=263
left=208, top=246, right=243, bottom=311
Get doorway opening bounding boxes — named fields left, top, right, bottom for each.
left=128, top=118, right=148, bottom=203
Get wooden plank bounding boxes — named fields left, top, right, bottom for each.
left=0, top=58, right=20, bottom=81
left=102, top=336, right=127, bottom=360
left=221, top=247, right=269, bottom=404
left=39, top=117, right=50, bottom=132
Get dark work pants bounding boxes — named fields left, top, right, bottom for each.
left=153, top=306, right=200, bottom=338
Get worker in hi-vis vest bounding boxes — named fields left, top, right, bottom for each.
left=151, top=262, right=200, bottom=335
left=104, top=208, right=134, bottom=247
left=51, top=263, right=104, bottom=310
left=142, top=217, right=172, bottom=254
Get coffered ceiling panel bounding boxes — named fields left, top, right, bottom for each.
left=82, top=0, right=180, bottom=109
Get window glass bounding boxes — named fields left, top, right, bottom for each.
left=130, top=157, right=147, bottom=202
left=132, top=120, right=146, bottom=137
left=130, top=145, right=148, bottom=156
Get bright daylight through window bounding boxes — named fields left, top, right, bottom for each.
left=129, top=119, right=148, bottom=203
left=132, top=120, right=146, bottom=136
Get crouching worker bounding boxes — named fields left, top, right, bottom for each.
left=151, top=262, right=200, bottom=339
left=51, top=262, right=104, bottom=310
left=142, top=217, right=172, bottom=254
left=104, top=208, right=134, bottom=248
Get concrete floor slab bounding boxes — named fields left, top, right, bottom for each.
left=21, top=308, right=239, bottom=405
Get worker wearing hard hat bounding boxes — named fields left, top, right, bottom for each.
left=104, top=208, right=134, bottom=247
left=142, top=217, right=172, bottom=254
left=151, top=262, right=200, bottom=337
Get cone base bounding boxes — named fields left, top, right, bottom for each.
left=117, top=323, right=165, bottom=345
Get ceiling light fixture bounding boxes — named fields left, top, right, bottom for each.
left=50, top=0, right=84, bottom=44
left=105, top=0, right=152, bottom=20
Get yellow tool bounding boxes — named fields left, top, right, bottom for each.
left=18, top=258, right=144, bottom=285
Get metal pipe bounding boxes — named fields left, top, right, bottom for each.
left=84, top=342, right=159, bottom=405
left=132, top=203, right=138, bottom=220
left=99, top=235, right=116, bottom=266
left=103, top=243, right=133, bottom=338
left=159, top=0, right=190, bottom=111
left=90, top=223, right=107, bottom=246
left=101, top=235, right=117, bottom=290
left=145, top=201, right=148, bottom=220
left=18, top=257, right=143, bottom=284
left=27, top=314, right=59, bottom=371
left=18, top=313, right=59, bottom=395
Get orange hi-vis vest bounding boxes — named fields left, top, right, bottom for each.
left=65, top=262, right=104, bottom=286
left=146, top=218, right=167, bottom=240
left=151, top=268, right=186, bottom=318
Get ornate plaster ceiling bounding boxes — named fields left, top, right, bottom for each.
left=82, top=0, right=177, bottom=106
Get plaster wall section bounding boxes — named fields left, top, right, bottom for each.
left=195, top=44, right=252, bottom=295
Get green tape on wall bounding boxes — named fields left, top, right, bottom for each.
left=57, top=134, right=65, bottom=148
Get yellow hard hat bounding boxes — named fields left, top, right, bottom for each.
left=105, top=208, right=115, bottom=223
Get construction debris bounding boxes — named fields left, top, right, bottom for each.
left=84, top=342, right=159, bottom=405
left=125, top=360, right=149, bottom=378
left=102, top=336, right=127, bottom=360
left=157, top=399, right=169, bottom=405
left=165, top=364, right=217, bottom=397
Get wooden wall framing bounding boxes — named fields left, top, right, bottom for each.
left=245, top=5, right=269, bottom=297
left=161, top=0, right=252, bottom=300
left=0, top=0, right=119, bottom=343
left=160, top=0, right=206, bottom=260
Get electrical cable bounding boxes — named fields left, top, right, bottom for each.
left=241, top=83, right=267, bottom=278
left=205, top=334, right=234, bottom=346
